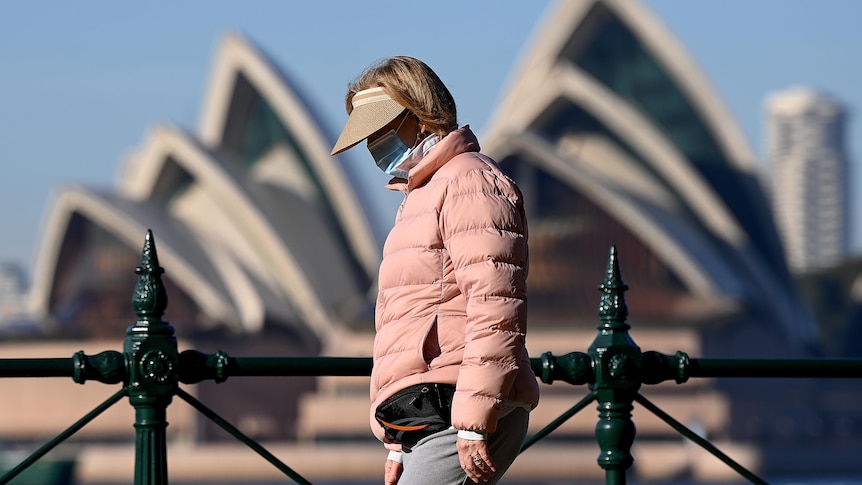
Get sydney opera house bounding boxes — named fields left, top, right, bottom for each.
left=4, top=0, right=862, bottom=482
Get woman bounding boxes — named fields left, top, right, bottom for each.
left=331, top=56, right=539, bottom=485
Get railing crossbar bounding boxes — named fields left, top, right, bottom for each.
left=634, top=393, right=767, bottom=485
left=689, top=358, right=862, bottom=378
left=222, top=356, right=547, bottom=378
left=175, top=387, right=313, bottom=485
left=226, top=357, right=372, bottom=377
left=0, top=358, right=73, bottom=378
left=0, top=386, right=128, bottom=485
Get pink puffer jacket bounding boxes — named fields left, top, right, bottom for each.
left=370, top=126, right=539, bottom=447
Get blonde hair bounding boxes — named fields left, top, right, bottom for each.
left=345, top=56, right=458, bottom=138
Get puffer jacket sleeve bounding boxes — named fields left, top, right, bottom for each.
left=441, top=155, right=529, bottom=434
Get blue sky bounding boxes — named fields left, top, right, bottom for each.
left=1, top=0, right=861, bottom=276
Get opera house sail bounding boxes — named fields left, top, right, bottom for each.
left=29, top=33, right=382, bottom=352
left=482, top=0, right=815, bottom=354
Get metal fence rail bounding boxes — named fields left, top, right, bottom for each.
left=1, top=230, right=861, bottom=485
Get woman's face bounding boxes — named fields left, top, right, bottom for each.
left=367, top=111, right=422, bottom=148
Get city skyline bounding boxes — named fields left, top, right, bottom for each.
left=1, top=0, right=861, bottom=275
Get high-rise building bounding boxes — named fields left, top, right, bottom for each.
left=765, top=87, right=850, bottom=272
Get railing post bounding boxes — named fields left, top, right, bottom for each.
left=588, top=246, right=641, bottom=485
left=124, top=230, right=178, bottom=485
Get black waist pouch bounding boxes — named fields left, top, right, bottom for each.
left=375, top=383, right=456, bottom=451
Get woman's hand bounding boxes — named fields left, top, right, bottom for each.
left=384, top=458, right=402, bottom=485
left=457, top=437, right=496, bottom=483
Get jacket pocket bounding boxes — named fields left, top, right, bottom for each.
left=421, top=317, right=441, bottom=367
left=374, top=318, right=437, bottom=390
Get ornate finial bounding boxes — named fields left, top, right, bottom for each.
left=133, top=229, right=168, bottom=319
left=598, top=245, right=629, bottom=325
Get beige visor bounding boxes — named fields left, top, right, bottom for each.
left=331, top=86, right=407, bottom=155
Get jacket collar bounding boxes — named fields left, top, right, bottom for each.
left=386, top=126, right=480, bottom=192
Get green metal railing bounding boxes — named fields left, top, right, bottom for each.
left=1, top=229, right=862, bottom=485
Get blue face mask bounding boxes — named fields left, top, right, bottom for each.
left=368, top=113, right=412, bottom=178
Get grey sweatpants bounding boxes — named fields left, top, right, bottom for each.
left=398, top=408, right=529, bottom=485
